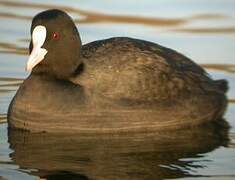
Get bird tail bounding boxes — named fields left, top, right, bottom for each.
left=214, top=79, right=229, bottom=93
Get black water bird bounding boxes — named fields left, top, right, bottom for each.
left=7, top=9, right=228, bottom=133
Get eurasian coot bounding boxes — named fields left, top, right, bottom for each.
left=7, top=9, right=228, bottom=133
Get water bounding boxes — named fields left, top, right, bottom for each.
left=0, top=0, right=235, bottom=179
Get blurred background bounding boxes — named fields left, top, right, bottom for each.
left=0, top=0, right=235, bottom=179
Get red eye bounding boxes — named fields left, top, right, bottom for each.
left=52, top=32, right=60, bottom=40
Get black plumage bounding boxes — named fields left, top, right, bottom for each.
left=7, top=9, right=228, bottom=133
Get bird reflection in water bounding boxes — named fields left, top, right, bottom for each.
left=8, top=120, right=229, bottom=180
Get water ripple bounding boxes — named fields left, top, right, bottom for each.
left=0, top=0, right=233, bottom=30
left=0, top=114, right=7, bottom=124
left=0, top=82, right=22, bottom=88
left=0, top=77, right=23, bottom=94
left=0, top=42, right=27, bottom=55
left=172, top=27, right=235, bottom=34
left=0, top=77, right=24, bottom=82
left=202, top=64, right=235, bottom=74
left=229, top=99, right=235, bottom=103
left=0, top=12, right=31, bottom=21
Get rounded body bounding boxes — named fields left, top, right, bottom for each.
left=8, top=38, right=228, bottom=133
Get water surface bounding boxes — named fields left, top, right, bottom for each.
left=0, top=0, right=235, bottom=179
